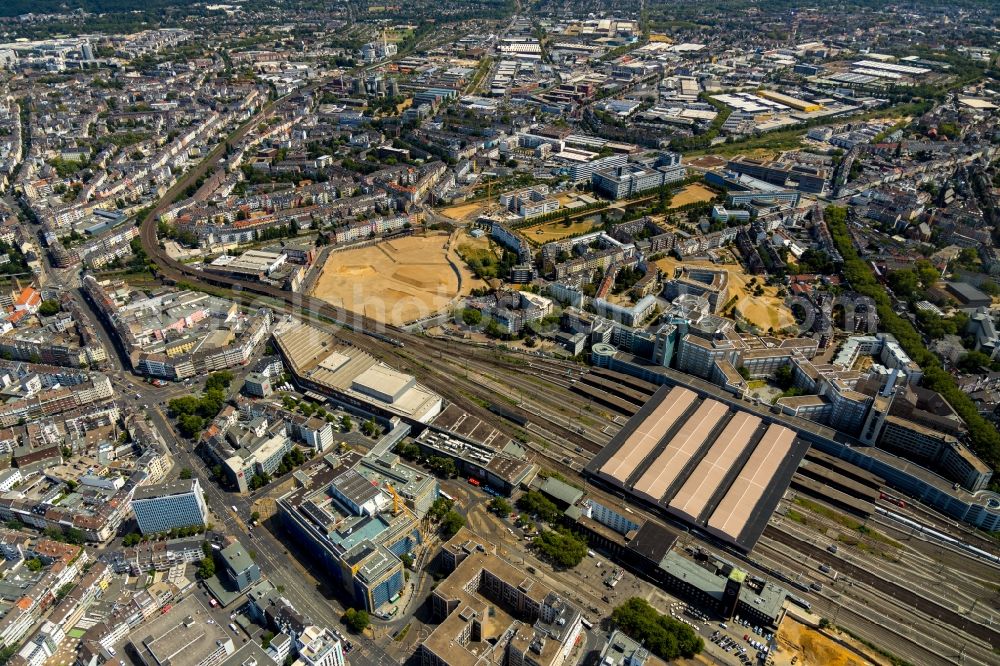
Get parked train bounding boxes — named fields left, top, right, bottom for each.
left=875, top=506, right=1000, bottom=565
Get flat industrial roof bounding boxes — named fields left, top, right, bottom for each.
left=275, top=322, right=441, bottom=422
left=707, top=424, right=796, bottom=544
left=598, top=385, right=697, bottom=485
left=352, top=365, right=413, bottom=399
left=632, top=399, right=729, bottom=503
left=133, top=595, right=231, bottom=666
left=133, top=478, right=199, bottom=501
left=668, top=412, right=761, bottom=523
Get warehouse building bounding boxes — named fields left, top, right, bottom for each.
left=274, top=322, right=442, bottom=423
left=586, top=385, right=809, bottom=551
left=757, top=90, right=822, bottom=113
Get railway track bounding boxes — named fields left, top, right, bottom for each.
left=759, top=536, right=989, bottom=664
left=451, top=362, right=610, bottom=449
left=779, top=498, right=1000, bottom=622
left=764, top=524, right=1000, bottom=648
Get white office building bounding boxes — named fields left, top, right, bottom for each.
left=295, top=626, right=345, bottom=666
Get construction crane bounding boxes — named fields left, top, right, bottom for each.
left=386, top=482, right=402, bottom=515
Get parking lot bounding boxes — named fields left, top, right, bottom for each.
left=707, top=612, right=776, bottom=666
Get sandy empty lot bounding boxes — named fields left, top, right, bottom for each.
left=671, top=182, right=718, bottom=207
left=654, top=255, right=796, bottom=332
left=775, top=619, right=883, bottom=666
left=439, top=202, right=486, bottom=221
left=310, top=233, right=485, bottom=326
left=522, top=215, right=603, bottom=245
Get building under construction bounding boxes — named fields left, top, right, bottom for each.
left=277, top=446, right=430, bottom=612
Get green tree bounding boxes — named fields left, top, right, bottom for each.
left=611, top=597, right=703, bottom=660
left=958, top=351, right=994, bottom=372
left=177, top=414, right=205, bottom=439
left=123, top=532, right=141, bottom=547
left=25, top=558, right=43, bottom=572
left=484, top=319, right=504, bottom=338
left=179, top=468, right=193, bottom=480
left=428, top=456, right=457, bottom=478
left=914, top=260, right=939, bottom=289
left=980, top=279, right=1000, bottom=297
left=343, top=608, right=370, bottom=633
left=958, top=247, right=978, bottom=266
left=440, top=510, right=466, bottom=538
left=38, top=300, right=60, bottom=317
left=427, top=497, right=454, bottom=522
left=340, top=415, right=353, bottom=431
left=205, top=371, right=234, bottom=392
left=395, top=442, right=421, bottom=459
left=63, top=527, right=85, bottom=545
left=169, top=396, right=200, bottom=416
left=774, top=364, right=794, bottom=389
left=516, top=491, right=559, bottom=522
left=361, top=418, right=380, bottom=437
left=488, top=497, right=513, bottom=518
left=197, top=555, right=216, bottom=579
left=461, top=308, right=482, bottom=326
left=887, top=269, right=922, bottom=301
left=532, top=528, right=588, bottom=568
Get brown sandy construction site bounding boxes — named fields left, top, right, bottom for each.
left=439, top=201, right=486, bottom=221
left=654, top=255, right=796, bottom=332
left=669, top=182, right=717, bottom=207
left=310, top=232, right=486, bottom=326
left=774, top=619, right=887, bottom=666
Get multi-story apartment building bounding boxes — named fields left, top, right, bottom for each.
left=131, top=479, right=209, bottom=534
left=331, top=215, right=411, bottom=244
left=84, top=275, right=272, bottom=380
left=488, top=220, right=532, bottom=262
